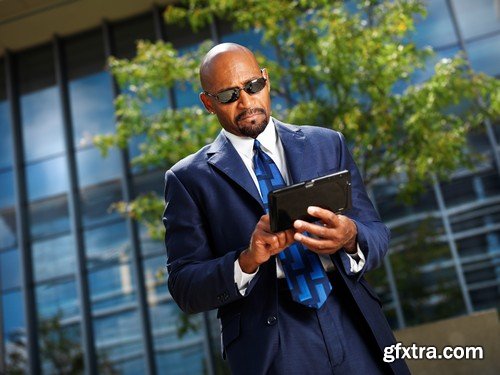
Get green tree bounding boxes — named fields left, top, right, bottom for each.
left=5, top=313, right=117, bottom=374
left=94, top=0, right=499, bottom=239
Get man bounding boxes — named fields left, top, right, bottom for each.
left=163, top=43, right=409, bottom=374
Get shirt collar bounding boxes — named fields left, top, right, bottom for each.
left=223, top=117, right=277, bottom=159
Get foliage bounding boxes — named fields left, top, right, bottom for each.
left=5, top=313, right=117, bottom=374
left=94, top=0, right=499, bottom=237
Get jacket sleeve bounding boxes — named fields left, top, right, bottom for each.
left=163, top=169, right=258, bottom=314
left=335, top=131, right=390, bottom=280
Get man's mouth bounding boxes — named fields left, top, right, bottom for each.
left=236, top=108, right=265, bottom=123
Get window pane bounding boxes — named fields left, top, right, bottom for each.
left=0, top=206, right=16, bottom=250
left=36, top=279, right=80, bottom=319
left=440, top=174, right=479, bottom=207
left=80, top=180, right=122, bottom=228
left=84, top=221, right=131, bottom=270
left=26, top=157, right=69, bottom=202
left=88, top=263, right=136, bottom=313
left=2, top=290, right=25, bottom=344
left=20, top=86, right=65, bottom=162
left=33, top=235, right=76, bottom=282
left=0, top=170, right=15, bottom=209
left=66, top=28, right=106, bottom=81
left=94, top=310, right=143, bottom=365
left=413, top=0, right=457, bottom=48
left=0, top=101, right=13, bottom=169
left=391, top=218, right=466, bottom=325
left=69, top=72, right=116, bottom=148
left=112, top=13, right=155, bottom=59
left=76, top=147, right=122, bottom=188
left=39, top=322, right=83, bottom=375
left=1, top=248, right=21, bottom=291
left=155, top=344, right=205, bottom=375
left=28, top=194, right=70, bottom=239
left=466, top=34, right=500, bottom=77
left=453, top=0, right=500, bottom=40
left=143, top=255, right=167, bottom=299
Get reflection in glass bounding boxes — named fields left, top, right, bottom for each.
left=2, top=290, right=25, bottom=344
left=109, top=357, right=145, bottom=375
left=466, top=34, right=500, bottom=77
left=94, top=310, right=142, bottom=362
left=441, top=174, right=478, bottom=207
left=0, top=101, right=13, bottom=169
left=470, top=285, right=500, bottom=311
left=36, top=279, right=79, bottom=320
left=39, top=322, right=83, bottom=375
left=26, top=156, right=69, bottom=202
left=139, top=223, right=163, bottom=258
left=155, top=344, right=204, bottom=375
left=412, top=0, right=457, bottom=48
left=143, top=255, right=167, bottom=300
left=0, top=249, right=21, bottom=291
left=33, top=235, right=76, bottom=282
left=0, top=206, right=17, bottom=250
left=392, top=225, right=466, bottom=326
left=88, top=263, right=136, bottom=312
left=80, top=180, right=122, bottom=228
left=76, top=147, right=122, bottom=188
left=69, top=72, right=116, bottom=148
left=453, top=0, right=500, bottom=40
left=84, top=221, right=130, bottom=269
left=0, top=170, right=15, bottom=209
left=28, top=194, right=70, bottom=239
left=20, top=86, right=65, bottom=162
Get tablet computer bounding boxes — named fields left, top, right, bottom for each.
left=268, top=170, right=352, bottom=233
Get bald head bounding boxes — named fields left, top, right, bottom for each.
left=198, top=42, right=271, bottom=138
left=200, top=43, right=260, bottom=91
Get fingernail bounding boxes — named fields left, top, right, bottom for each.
left=307, top=206, right=317, bottom=214
left=294, top=221, right=302, bottom=229
left=294, top=233, right=302, bottom=241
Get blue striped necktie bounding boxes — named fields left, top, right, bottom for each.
left=252, top=139, right=332, bottom=309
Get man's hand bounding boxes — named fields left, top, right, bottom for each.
left=293, top=206, right=358, bottom=255
left=239, top=215, right=295, bottom=273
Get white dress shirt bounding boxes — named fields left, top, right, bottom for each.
left=223, top=118, right=365, bottom=294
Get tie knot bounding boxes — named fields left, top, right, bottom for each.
left=253, top=139, right=262, bottom=152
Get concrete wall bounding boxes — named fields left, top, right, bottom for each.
left=394, top=309, right=499, bottom=374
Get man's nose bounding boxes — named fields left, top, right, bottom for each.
left=237, top=88, right=252, bottom=108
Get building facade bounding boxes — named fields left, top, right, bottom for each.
left=0, top=0, right=498, bottom=374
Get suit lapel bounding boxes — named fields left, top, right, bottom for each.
left=207, top=132, right=264, bottom=210
left=274, top=120, right=317, bottom=184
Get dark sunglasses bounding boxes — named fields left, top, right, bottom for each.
left=203, top=74, right=267, bottom=104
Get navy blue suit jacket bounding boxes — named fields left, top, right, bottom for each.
left=163, top=120, right=409, bottom=374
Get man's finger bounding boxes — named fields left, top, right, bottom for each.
left=293, top=220, right=331, bottom=238
left=307, top=206, right=340, bottom=227
left=293, top=232, right=339, bottom=253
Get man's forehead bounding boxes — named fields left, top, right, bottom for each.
left=201, top=51, right=260, bottom=90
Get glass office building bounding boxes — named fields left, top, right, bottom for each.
left=0, top=0, right=498, bottom=374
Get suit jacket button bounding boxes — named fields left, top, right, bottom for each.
left=266, top=316, right=277, bottom=325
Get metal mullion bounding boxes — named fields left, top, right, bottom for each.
left=367, top=187, right=406, bottom=329
left=102, top=20, right=156, bottom=375
left=153, top=6, right=217, bottom=374
left=54, top=35, right=99, bottom=375
left=152, top=4, right=177, bottom=109
left=5, top=50, right=40, bottom=375
left=432, top=174, right=473, bottom=313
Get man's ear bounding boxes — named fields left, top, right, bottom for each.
left=199, top=92, right=214, bottom=114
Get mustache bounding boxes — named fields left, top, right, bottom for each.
left=235, top=107, right=266, bottom=122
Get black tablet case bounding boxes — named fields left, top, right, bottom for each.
left=268, top=170, right=352, bottom=233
